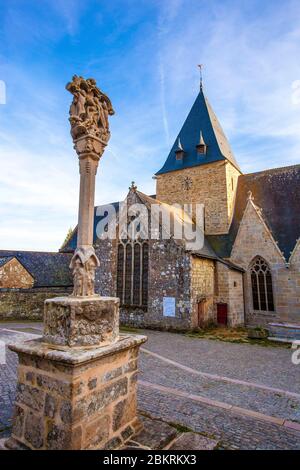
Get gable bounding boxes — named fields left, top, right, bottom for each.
left=235, top=166, right=300, bottom=261
left=0, top=257, right=34, bottom=289
left=230, top=200, right=285, bottom=268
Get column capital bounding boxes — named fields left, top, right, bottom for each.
left=74, top=134, right=107, bottom=161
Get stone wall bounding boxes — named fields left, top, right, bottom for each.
left=230, top=200, right=300, bottom=326
left=227, top=269, right=244, bottom=326
left=190, top=256, right=215, bottom=327
left=145, top=239, right=192, bottom=330
left=95, top=238, right=117, bottom=297
left=156, top=161, right=241, bottom=235
left=0, top=287, right=72, bottom=321
left=119, top=307, right=145, bottom=328
left=215, top=262, right=244, bottom=326
left=0, top=257, right=34, bottom=289
left=226, top=162, right=241, bottom=224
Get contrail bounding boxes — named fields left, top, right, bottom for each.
left=159, top=53, right=170, bottom=146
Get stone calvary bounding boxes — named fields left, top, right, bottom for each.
left=5, top=76, right=147, bottom=450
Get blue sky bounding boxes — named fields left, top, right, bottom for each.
left=0, top=0, right=300, bottom=251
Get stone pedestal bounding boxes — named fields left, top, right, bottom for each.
left=43, top=296, right=119, bottom=348
left=6, top=294, right=147, bottom=450
left=5, top=333, right=146, bottom=450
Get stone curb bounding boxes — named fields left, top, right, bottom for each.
left=141, top=348, right=300, bottom=400
left=139, top=380, right=300, bottom=433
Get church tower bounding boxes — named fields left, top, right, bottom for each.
left=155, top=86, right=242, bottom=235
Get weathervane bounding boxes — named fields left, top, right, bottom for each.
left=198, top=64, right=204, bottom=90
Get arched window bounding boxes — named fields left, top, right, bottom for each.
left=250, top=257, right=274, bottom=312
left=117, top=241, right=149, bottom=307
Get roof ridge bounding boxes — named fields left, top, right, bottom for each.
left=0, top=250, right=65, bottom=255
left=243, top=163, right=300, bottom=177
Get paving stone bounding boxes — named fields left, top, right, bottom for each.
left=169, top=432, right=218, bottom=450
left=133, top=416, right=178, bottom=449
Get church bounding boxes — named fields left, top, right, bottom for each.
left=62, top=84, right=300, bottom=334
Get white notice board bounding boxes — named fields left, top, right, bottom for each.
left=163, top=297, right=176, bottom=317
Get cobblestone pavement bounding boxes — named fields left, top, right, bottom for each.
left=0, top=324, right=299, bottom=449
left=138, top=329, right=300, bottom=393
left=0, top=328, right=38, bottom=437
left=139, top=386, right=300, bottom=450
left=138, top=352, right=300, bottom=422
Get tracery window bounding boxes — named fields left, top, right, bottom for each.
left=250, top=257, right=274, bottom=312
left=117, top=241, right=149, bottom=307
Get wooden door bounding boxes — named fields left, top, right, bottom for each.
left=217, top=303, right=228, bottom=326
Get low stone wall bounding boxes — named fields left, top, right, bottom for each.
left=0, top=287, right=72, bottom=321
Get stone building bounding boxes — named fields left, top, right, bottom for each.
left=0, top=250, right=72, bottom=320
left=62, top=85, right=300, bottom=333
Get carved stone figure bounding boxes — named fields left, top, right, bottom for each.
left=70, top=247, right=100, bottom=297
left=66, top=75, right=114, bottom=142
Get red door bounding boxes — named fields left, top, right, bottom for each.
left=217, top=303, right=228, bottom=326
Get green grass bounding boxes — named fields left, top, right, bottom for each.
left=120, top=325, right=141, bottom=334
left=185, top=326, right=290, bottom=348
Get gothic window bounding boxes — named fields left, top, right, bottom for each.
left=250, top=257, right=274, bottom=312
left=117, top=241, right=149, bottom=307
left=124, top=243, right=132, bottom=304
left=142, top=243, right=149, bottom=306
left=116, top=244, right=124, bottom=301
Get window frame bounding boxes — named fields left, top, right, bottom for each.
left=249, top=256, right=275, bottom=313
left=117, top=240, right=149, bottom=308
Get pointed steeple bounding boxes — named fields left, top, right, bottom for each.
left=156, top=88, right=241, bottom=175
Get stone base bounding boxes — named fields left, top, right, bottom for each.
left=3, top=416, right=219, bottom=451
left=43, top=295, right=119, bottom=348
left=6, top=333, right=146, bottom=450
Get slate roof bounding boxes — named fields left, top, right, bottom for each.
left=208, top=164, right=300, bottom=261
left=156, top=88, right=241, bottom=175
left=0, top=256, right=13, bottom=268
left=0, top=251, right=73, bottom=287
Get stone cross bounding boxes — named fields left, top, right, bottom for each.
left=5, top=77, right=147, bottom=451
left=66, top=75, right=114, bottom=297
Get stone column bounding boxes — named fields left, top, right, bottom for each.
left=5, top=76, right=147, bottom=450
left=69, top=137, right=102, bottom=297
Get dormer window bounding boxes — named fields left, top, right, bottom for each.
left=175, top=138, right=185, bottom=160
left=196, top=131, right=207, bottom=155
